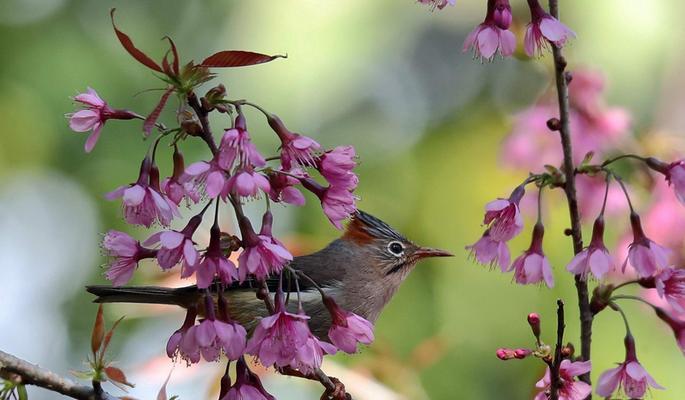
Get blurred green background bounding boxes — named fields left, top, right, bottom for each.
left=1, top=0, right=685, bottom=399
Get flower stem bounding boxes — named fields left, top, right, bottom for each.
left=548, top=0, right=593, bottom=392
left=601, top=154, right=647, bottom=167
left=608, top=301, right=632, bottom=336
left=610, top=294, right=658, bottom=310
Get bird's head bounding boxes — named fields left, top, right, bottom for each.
left=342, top=210, right=453, bottom=279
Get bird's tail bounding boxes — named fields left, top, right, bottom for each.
left=86, top=285, right=198, bottom=308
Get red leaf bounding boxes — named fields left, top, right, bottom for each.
left=143, top=87, right=174, bottom=136
left=200, top=50, right=286, bottom=68
left=91, top=305, right=105, bottom=357
left=105, top=366, right=134, bottom=388
left=110, top=9, right=162, bottom=73
left=164, top=36, right=180, bottom=75
left=100, top=316, right=125, bottom=358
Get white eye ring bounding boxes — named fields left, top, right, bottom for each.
left=387, top=241, right=405, bottom=257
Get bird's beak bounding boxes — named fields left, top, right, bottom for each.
left=414, top=247, right=454, bottom=259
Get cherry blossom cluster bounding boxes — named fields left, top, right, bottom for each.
left=69, top=10, right=373, bottom=399
left=418, top=0, right=575, bottom=61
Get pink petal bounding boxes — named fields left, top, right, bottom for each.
left=596, top=366, right=623, bottom=397
left=185, top=161, right=211, bottom=176
left=84, top=123, right=102, bottom=153
left=477, top=27, right=499, bottom=59
left=206, top=171, right=226, bottom=198
left=105, top=185, right=127, bottom=201
left=183, top=239, right=198, bottom=266
left=143, top=231, right=163, bottom=246
left=69, top=110, right=99, bottom=132
left=499, top=29, right=516, bottom=57
left=524, top=25, right=537, bottom=56
left=160, top=231, right=184, bottom=249
left=123, top=185, right=146, bottom=206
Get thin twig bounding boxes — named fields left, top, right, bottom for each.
left=187, top=91, right=218, bottom=155
left=0, top=350, right=116, bottom=400
left=549, top=300, right=566, bottom=400
left=548, top=0, right=593, bottom=392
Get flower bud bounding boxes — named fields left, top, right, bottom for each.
left=496, top=348, right=517, bottom=360
left=527, top=313, right=541, bottom=340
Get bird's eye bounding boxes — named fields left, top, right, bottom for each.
left=387, top=241, right=405, bottom=256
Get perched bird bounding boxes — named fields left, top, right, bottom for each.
left=87, top=210, right=452, bottom=339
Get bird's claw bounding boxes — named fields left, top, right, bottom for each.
left=320, top=377, right=351, bottom=400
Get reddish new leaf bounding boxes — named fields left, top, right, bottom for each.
left=163, top=36, right=180, bottom=75
left=110, top=9, right=163, bottom=73
left=143, top=87, right=174, bottom=136
left=200, top=50, right=286, bottom=68
left=90, top=305, right=105, bottom=357
left=105, top=366, right=135, bottom=388
left=100, top=316, right=125, bottom=358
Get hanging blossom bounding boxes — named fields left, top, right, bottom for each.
left=463, top=0, right=516, bottom=61
left=653, top=267, right=685, bottom=313
left=237, top=212, right=293, bottom=281
left=534, top=360, right=592, bottom=400
left=183, top=158, right=230, bottom=200
left=509, top=222, right=554, bottom=288
left=179, top=295, right=247, bottom=362
left=524, top=0, right=575, bottom=57
left=67, top=87, right=138, bottom=152
left=102, top=230, right=156, bottom=286
left=267, top=114, right=321, bottom=170
left=162, top=147, right=200, bottom=206
left=144, top=214, right=203, bottom=274
left=323, top=296, right=375, bottom=354
left=317, top=146, right=359, bottom=190
left=596, top=334, right=663, bottom=398
left=647, top=157, right=685, bottom=206
left=300, top=178, right=358, bottom=230
left=624, top=212, right=670, bottom=278
left=196, top=224, right=239, bottom=289
left=566, top=216, right=612, bottom=280
left=245, top=293, right=313, bottom=368
left=226, top=166, right=271, bottom=199
left=467, top=230, right=511, bottom=271
left=268, top=167, right=306, bottom=206
left=167, top=307, right=201, bottom=364
left=222, top=357, right=275, bottom=400
left=218, top=113, right=266, bottom=170
left=106, top=157, right=180, bottom=227
left=417, top=0, right=455, bottom=10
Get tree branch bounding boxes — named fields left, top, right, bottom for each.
left=549, top=300, right=566, bottom=400
left=548, top=0, right=593, bottom=393
left=0, top=350, right=117, bottom=400
left=187, top=91, right=219, bottom=155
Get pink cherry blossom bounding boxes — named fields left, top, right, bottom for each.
left=268, top=168, right=306, bottom=206
left=463, top=0, right=516, bottom=61
left=218, top=115, right=266, bottom=170
left=102, top=230, right=156, bottom=286
left=245, top=299, right=311, bottom=368
left=222, top=357, right=274, bottom=400
left=534, top=360, right=591, bottom=400
left=483, top=186, right=525, bottom=242
left=509, top=223, right=554, bottom=288
left=624, top=213, right=670, bottom=278
left=144, top=215, right=203, bottom=271
left=106, top=158, right=180, bottom=227
left=68, top=87, right=137, bottom=153
left=184, top=318, right=247, bottom=362
left=267, top=114, right=321, bottom=169
left=642, top=181, right=685, bottom=264
left=654, top=267, right=685, bottom=313
left=466, top=231, right=511, bottom=272
left=291, top=332, right=337, bottom=375
left=237, top=212, right=293, bottom=280
left=162, top=148, right=200, bottom=206
left=417, top=0, right=455, bottom=10
left=596, top=335, right=663, bottom=398
left=524, top=0, right=575, bottom=57
left=666, top=160, right=685, bottom=205
left=566, top=217, right=612, bottom=280
left=196, top=225, right=239, bottom=289
left=167, top=307, right=201, bottom=364
left=317, top=146, right=359, bottom=190
left=226, top=167, right=271, bottom=199
left=183, top=159, right=229, bottom=200
left=321, top=186, right=358, bottom=230
left=324, top=297, right=374, bottom=354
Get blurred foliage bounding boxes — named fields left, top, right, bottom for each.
left=2, top=0, right=685, bottom=399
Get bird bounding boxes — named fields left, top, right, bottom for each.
left=87, top=210, right=453, bottom=340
